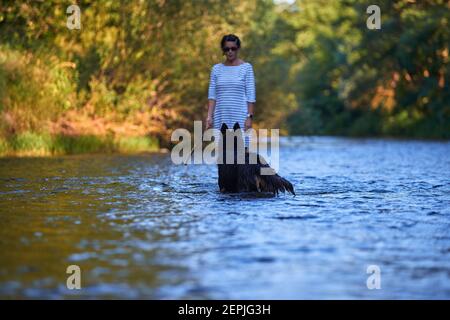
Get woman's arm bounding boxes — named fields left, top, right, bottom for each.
left=247, top=102, right=254, bottom=116
left=206, top=99, right=216, bottom=129
left=245, top=64, right=256, bottom=130
left=245, top=102, right=254, bottom=130
left=206, top=65, right=217, bottom=129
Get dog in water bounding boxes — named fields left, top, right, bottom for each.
left=217, top=122, right=295, bottom=195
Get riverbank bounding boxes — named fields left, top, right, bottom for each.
left=2, top=131, right=449, bottom=158
left=0, top=132, right=160, bottom=158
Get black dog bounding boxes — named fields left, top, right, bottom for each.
left=217, top=122, right=295, bottom=195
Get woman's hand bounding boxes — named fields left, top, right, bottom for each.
left=245, top=117, right=252, bottom=131
left=206, top=116, right=213, bottom=129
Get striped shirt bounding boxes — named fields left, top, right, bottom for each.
left=208, top=62, right=256, bottom=146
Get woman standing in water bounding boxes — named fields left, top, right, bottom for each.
left=206, top=34, right=256, bottom=147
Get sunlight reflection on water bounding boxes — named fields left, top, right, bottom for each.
left=0, top=137, right=449, bottom=299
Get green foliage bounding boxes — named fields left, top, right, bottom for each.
left=52, top=134, right=116, bottom=155
left=0, top=131, right=159, bottom=157
left=0, top=45, right=77, bottom=133
left=284, top=0, right=449, bottom=138
left=10, top=131, right=53, bottom=153
left=115, top=136, right=159, bottom=153
left=0, top=0, right=448, bottom=158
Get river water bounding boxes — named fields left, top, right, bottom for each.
left=0, top=136, right=449, bottom=299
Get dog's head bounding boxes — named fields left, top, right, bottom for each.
left=220, top=123, right=229, bottom=135
left=218, top=122, right=245, bottom=164
left=220, top=122, right=241, bottom=135
left=220, top=122, right=243, bottom=146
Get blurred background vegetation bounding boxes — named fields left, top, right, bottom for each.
left=0, top=0, right=448, bottom=157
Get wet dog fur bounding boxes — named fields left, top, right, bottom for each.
left=217, top=122, right=295, bottom=195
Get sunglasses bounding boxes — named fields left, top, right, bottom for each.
left=222, top=46, right=238, bottom=52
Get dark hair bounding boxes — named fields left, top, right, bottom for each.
left=221, top=34, right=241, bottom=50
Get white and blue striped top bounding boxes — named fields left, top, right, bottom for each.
left=208, top=62, right=256, bottom=146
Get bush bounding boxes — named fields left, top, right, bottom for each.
left=0, top=46, right=77, bottom=134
